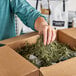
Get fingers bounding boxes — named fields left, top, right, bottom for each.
left=47, top=26, right=52, bottom=45
left=43, top=25, right=56, bottom=45
left=51, top=29, right=56, bottom=42
left=43, top=26, right=48, bottom=45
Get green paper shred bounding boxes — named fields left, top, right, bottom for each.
left=16, top=36, right=76, bottom=68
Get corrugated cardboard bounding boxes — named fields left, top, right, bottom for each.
left=0, top=32, right=39, bottom=49
left=0, top=46, right=39, bottom=76
left=0, top=28, right=76, bottom=76
left=40, top=57, right=76, bottom=76
left=0, top=32, right=38, bottom=44
left=57, top=28, right=76, bottom=49
left=40, top=28, right=76, bottom=76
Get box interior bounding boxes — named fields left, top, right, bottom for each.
left=0, top=28, right=76, bottom=76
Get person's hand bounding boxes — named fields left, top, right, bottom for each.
left=35, top=17, right=56, bottom=45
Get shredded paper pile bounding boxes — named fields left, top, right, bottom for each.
left=16, top=36, right=76, bottom=68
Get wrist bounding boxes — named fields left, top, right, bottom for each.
left=35, top=21, right=48, bottom=31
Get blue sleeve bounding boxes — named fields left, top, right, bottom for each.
left=10, top=0, right=47, bottom=30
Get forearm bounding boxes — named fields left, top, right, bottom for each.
left=34, top=17, right=56, bottom=45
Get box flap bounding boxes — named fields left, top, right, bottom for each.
left=58, top=28, right=76, bottom=39
left=0, top=46, right=39, bottom=76
left=0, top=32, right=39, bottom=49
left=57, top=28, right=76, bottom=49
left=0, top=32, right=38, bottom=44
left=40, top=57, right=76, bottom=76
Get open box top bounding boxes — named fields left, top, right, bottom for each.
left=0, top=32, right=39, bottom=49
left=0, top=28, right=76, bottom=76
left=57, top=28, right=76, bottom=49
left=0, top=46, right=39, bottom=76
left=0, top=28, right=76, bottom=49
left=40, top=57, right=76, bottom=76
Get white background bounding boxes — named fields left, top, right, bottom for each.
left=68, top=0, right=76, bottom=11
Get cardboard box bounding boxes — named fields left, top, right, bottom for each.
left=0, top=28, right=76, bottom=76
left=57, top=28, right=76, bottom=49
left=0, top=46, right=39, bottom=76
left=0, top=32, right=39, bottom=49
left=40, top=57, right=76, bottom=76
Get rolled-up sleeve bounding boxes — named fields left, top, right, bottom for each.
left=10, top=0, right=47, bottom=30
